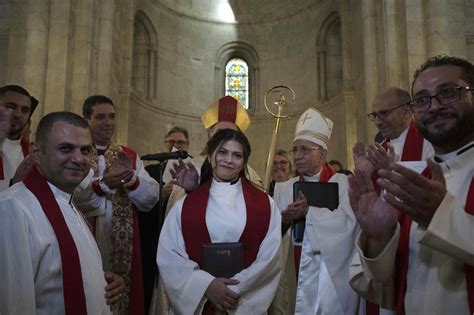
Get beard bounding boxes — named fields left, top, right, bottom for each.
left=416, top=106, right=474, bottom=147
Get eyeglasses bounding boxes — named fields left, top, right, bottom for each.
left=273, top=160, right=289, bottom=167
left=290, top=145, right=322, bottom=155
left=367, top=103, right=408, bottom=121
left=408, top=86, right=473, bottom=113
left=165, top=140, right=188, bottom=146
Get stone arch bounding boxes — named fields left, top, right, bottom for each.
left=215, top=41, right=259, bottom=112
left=317, top=11, right=343, bottom=101
left=132, top=10, right=157, bottom=100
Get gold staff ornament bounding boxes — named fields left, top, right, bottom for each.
left=263, top=86, right=295, bottom=191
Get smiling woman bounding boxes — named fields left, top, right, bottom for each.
left=157, top=128, right=282, bottom=315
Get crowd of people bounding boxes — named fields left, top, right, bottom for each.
left=0, top=54, right=473, bottom=315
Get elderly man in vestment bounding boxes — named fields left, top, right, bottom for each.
left=349, top=55, right=474, bottom=314
left=272, top=107, right=361, bottom=315
left=74, top=95, right=159, bottom=315
left=0, top=111, right=124, bottom=314
left=0, top=85, right=39, bottom=191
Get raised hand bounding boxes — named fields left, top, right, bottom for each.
left=348, top=169, right=398, bottom=257
left=353, top=142, right=376, bottom=176
left=170, top=159, right=199, bottom=192
left=367, top=142, right=395, bottom=170
left=281, top=191, right=308, bottom=225
left=102, top=157, right=134, bottom=189
left=377, top=159, right=446, bottom=228
left=205, top=278, right=241, bottom=313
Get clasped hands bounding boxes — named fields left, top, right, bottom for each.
left=205, top=277, right=241, bottom=314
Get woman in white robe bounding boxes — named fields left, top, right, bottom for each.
left=157, top=128, right=282, bottom=315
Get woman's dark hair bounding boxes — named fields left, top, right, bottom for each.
left=200, top=128, right=251, bottom=184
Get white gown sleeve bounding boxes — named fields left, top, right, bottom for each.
left=0, top=199, right=37, bottom=314
left=157, top=198, right=215, bottom=314
left=127, top=158, right=160, bottom=212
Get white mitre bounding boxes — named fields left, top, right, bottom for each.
left=294, top=107, right=333, bottom=150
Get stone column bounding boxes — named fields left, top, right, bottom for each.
left=361, top=0, right=380, bottom=143
left=7, top=0, right=50, bottom=121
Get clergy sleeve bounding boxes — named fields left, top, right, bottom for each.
left=419, top=192, right=474, bottom=265
left=0, top=201, right=37, bottom=314
left=349, top=228, right=400, bottom=309
left=126, top=158, right=159, bottom=212
left=157, top=198, right=214, bottom=314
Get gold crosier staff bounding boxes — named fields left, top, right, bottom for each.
left=263, top=86, right=295, bottom=191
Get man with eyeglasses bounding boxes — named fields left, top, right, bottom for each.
left=364, top=87, right=434, bottom=164
left=272, top=107, right=360, bottom=315
left=349, top=55, right=474, bottom=314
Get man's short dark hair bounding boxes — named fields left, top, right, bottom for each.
left=82, top=95, right=115, bottom=119
left=329, top=160, right=343, bottom=169
left=412, top=55, right=474, bottom=93
left=0, top=85, right=39, bottom=115
left=36, top=111, right=90, bottom=147
left=165, top=126, right=189, bottom=140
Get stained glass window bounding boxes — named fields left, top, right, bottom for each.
left=225, top=58, right=249, bottom=109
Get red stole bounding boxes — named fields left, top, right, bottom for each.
left=367, top=121, right=426, bottom=314
left=23, top=166, right=87, bottom=314
left=394, top=168, right=474, bottom=315
left=181, top=177, right=271, bottom=314
left=0, top=137, right=29, bottom=180
left=182, top=177, right=270, bottom=269
left=294, top=163, right=335, bottom=278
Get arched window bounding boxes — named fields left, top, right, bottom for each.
left=225, top=58, right=249, bottom=109
left=215, top=41, right=259, bottom=112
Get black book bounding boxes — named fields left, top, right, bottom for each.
left=293, top=181, right=339, bottom=242
left=202, top=242, right=244, bottom=278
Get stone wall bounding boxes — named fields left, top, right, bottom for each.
left=1, top=0, right=473, bottom=178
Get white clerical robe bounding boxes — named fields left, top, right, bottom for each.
left=390, top=125, right=434, bottom=162
left=273, top=172, right=360, bottom=315
left=0, top=138, right=26, bottom=191
left=0, top=182, right=110, bottom=315
left=157, top=179, right=282, bottom=315
left=74, top=146, right=159, bottom=270
left=350, top=142, right=474, bottom=314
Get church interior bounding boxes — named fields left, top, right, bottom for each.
left=1, top=0, right=473, bottom=176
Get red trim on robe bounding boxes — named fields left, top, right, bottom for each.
left=0, top=137, right=29, bottom=180
left=395, top=168, right=474, bottom=315
left=217, top=96, right=238, bottom=125
left=23, top=166, right=87, bottom=315
left=181, top=177, right=271, bottom=314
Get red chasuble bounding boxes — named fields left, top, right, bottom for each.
left=23, top=166, right=87, bottom=315
left=181, top=177, right=271, bottom=314
left=394, top=168, right=474, bottom=315
left=0, top=137, right=29, bottom=180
